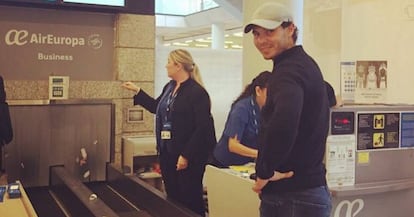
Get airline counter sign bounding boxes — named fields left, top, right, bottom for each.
left=0, top=10, right=114, bottom=80
left=4, top=29, right=104, bottom=61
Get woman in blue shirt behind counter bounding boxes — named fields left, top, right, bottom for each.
left=211, top=71, right=271, bottom=168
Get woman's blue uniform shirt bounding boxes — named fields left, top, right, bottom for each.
left=213, top=95, right=260, bottom=166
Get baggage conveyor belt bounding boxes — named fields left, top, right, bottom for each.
left=25, top=164, right=201, bottom=217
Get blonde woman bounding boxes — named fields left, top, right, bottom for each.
left=121, top=49, right=216, bottom=216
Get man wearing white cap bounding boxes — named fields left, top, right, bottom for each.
left=245, top=2, right=332, bottom=217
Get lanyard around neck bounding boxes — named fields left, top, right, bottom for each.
left=250, top=97, right=259, bottom=135
left=164, top=87, right=179, bottom=122
left=166, top=90, right=178, bottom=112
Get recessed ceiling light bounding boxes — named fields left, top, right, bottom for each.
left=195, top=38, right=211, bottom=43
left=195, top=44, right=209, bottom=47
left=231, top=44, right=243, bottom=49
left=172, top=42, right=189, bottom=46
left=233, top=32, right=243, bottom=37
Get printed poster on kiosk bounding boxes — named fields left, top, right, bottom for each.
left=340, top=60, right=388, bottom=104
left=326, top=135, right=356, bottom=187
left=401, top=112, right=414, bottom=148
left=354, top=60, right=388, bottom=104
left=357, top=112, right=400, bottom=150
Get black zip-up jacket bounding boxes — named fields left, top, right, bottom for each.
left=133, top=78, right=216, bottom=164
left=255, top=46, right=329, bottom=192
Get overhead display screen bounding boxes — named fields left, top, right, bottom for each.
left=0, top=0, right=55, bottom=3
left=0, top=0, right=125, bottom=7
left=0, top=0, right=154, bottom=16
left=63, top=0, right=124, bottom=7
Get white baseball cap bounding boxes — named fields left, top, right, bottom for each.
left=244, top=2, right=293, bottom=33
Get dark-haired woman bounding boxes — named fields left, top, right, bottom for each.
left=211, top=71, right=271, bottom=168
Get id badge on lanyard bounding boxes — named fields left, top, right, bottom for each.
left=161, top=122, right=172, bottom=140
left=161, top=88, right=177, bottom=140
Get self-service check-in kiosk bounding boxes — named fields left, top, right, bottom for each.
left=327, top=105, right=414, bottom=217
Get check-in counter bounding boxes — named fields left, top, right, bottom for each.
left=205, top=165, right=258, bottom=217
left=329, top=178, right=414, bottom=217
left=205, top=105, right=414, bottom=217
left=327, top=105, right=414, bottom=217
left=205, top=164, right=414, bottom=217
left=0, top=181, right=38, bottom=217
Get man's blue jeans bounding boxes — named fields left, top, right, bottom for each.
left=259, top=185, right=332, bottom=217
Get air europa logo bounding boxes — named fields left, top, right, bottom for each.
left=4, top=29, right=102, bottom=48
left=333, top=199, right=364, bottom=217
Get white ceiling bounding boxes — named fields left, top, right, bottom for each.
left=155, top=0, right=244, bottom=49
